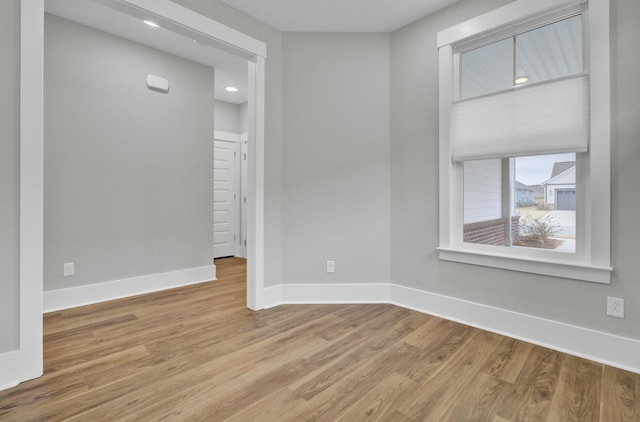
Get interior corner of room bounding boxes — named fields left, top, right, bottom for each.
left=2, top=0, right=639, bottom=396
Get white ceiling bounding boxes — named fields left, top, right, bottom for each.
left=45, top=0, right=249, bottom=104
left=44, top=0, right=463, bottom=104
left=220, top=0, right=460, bottom=33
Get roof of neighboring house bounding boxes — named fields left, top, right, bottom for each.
left=550, top=161, right=576, bottom=178
left=542, top=162, right=576, bottom=186
left=515, top=181, right=535, bottom=191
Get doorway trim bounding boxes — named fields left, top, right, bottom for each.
left=0, top=0, right=45, bottom=391
left=4, top=0, right=266, bottom=390
left=113, top=0, right=266, bottom=310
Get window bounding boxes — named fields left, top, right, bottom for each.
left=460, top=15, right=583, bottom=100
left=437, top=0, right=611, bottom=283
left=463, top=153, right=577, bottom=254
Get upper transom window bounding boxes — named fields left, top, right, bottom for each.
left=460, top=14, right=584, bottom=99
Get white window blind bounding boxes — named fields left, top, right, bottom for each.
left=450, top=75, right=589, bottom=161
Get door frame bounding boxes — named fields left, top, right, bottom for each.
left=0, top=0, right=45, bottom=391
left=4, top=0, right=266, bottom=390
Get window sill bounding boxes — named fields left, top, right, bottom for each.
left=437, top=247, right=612, bottom=284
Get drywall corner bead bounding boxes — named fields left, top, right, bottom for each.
left=146, top=74, right=169, bottom=93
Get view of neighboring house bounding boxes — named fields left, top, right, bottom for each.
left=515, top=181, right=535, bottom=206
left=541, top=161, right=576, bottom=210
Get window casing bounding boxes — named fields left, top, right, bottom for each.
left=437, top=0, right=611, bottom=283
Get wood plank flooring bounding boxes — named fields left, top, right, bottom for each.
left=1, top=257, right=638, bottom=421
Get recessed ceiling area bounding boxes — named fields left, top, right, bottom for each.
left=45, top=0, right=249, bottom=104
left=44, top=0, right=464, bottom=103
left=220, top=0, right=461, bottom=32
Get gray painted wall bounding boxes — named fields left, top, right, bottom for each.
left=44, top=15, right=215, bottom=290
left=610, top=0, right=640, bottom=339
left=0, top=0, right=20, bottom=354
left=390, top=0, right=640, bottom=340
left=282, top=33, right=391, bottom=284
left=215, top=100, right=242, bottom=134
left=174, top=0, right=283, bottom=287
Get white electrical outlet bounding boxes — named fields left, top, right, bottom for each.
left=326, top=260, right=335, bottom=273
left=607, top=296, right=624, bottom=318
left=63, top=262, right=75, bottom=277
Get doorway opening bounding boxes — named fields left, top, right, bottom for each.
left=214, top=115, right=249, bottom=260
left=41, top=0, right=262, bottom=304
left=8, top=0, right=266, bottom=390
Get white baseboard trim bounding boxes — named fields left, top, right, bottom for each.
left=0, top=347, right=41, bottom=392
left=44, top=265, right=216, bottom=313
left=261, top=282, right=640, bottom=374
left=263, top=284, right=284, bottom=308
left=235, top=245, right=246, bottom=258
left=282, top=283, right=391, bottom=304
left=0, top=380, right=19, bottom=393
left=263, top=283, right=390, bottom=308
left=390, top=284, right=640, bottom=374
left=0, top=350, right=22, bottom=392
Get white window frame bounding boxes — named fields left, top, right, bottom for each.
left=437, top=0, right=612, bottom=284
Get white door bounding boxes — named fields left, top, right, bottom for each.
left=240, top=141, right=248, bottom=257
left=213, top=141, right=239, bottom=258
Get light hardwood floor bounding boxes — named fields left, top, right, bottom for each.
left=1, top=257, right=638, bottom=421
